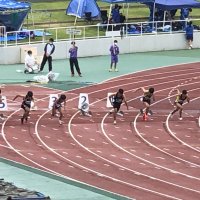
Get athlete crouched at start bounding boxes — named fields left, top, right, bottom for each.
left=109, top=88, right=128, bottom=125
left=136, top=87, right=155, bottom=121
left=51, top=94, right=66, bottom=125
left=13, top=91, right=34, bottom=124
left=171, top=89, right=190, bottom=120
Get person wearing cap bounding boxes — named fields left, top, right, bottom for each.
left=69, top=41, right=82, bottom=77
left=40, top=38, right=55, bottom=72
left=109, top=40, right=119, bottom=72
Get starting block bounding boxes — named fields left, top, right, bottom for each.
left=107, top=93, right=114, bottom=108
left=0, top=96, right=8, bottom=111
left=48, top=94, right=59, bottom=109
left=78, top=93, right=89, bottom=112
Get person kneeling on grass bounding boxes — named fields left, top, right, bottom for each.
left=171, top=89, right=190, bottom=120
left=109, top=89, right=128, bottom=125
left=24, top=50, right=40, bottom=74
left=51, top=94, right=66, bottom=125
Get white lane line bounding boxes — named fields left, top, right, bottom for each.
left=3, top=67, right=200, bottom=200
left=166, top=96, right=200, bottom=153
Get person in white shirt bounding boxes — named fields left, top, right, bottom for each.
left=24, top=50, right=39, bottom=74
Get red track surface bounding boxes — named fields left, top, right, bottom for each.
left=1, top=63, right=200, bottom=200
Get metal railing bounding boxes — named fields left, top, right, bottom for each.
left=1, top=19, right=200, bottom=47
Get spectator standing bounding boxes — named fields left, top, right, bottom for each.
left=185, top=21, right=194, bottom=49
left=111, top=4, right=120, bottom=23
left=109, top=40, right=119, bottom=72
left=40, top=38, right=55, bottom=72
left=69, top=41, right=82, bottom=77
left=0, top=89, right=5, bottom=120
left=180, top=8, right=192, bottom=29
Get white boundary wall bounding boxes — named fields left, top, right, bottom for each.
left=0, top=32, right=200, bottom=64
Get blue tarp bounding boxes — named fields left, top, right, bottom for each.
left=0, top=0, right=30, bottom=11
left=102, top=0, right=154, bottom=3
left=66, top=0, right=100, bottom=18
left=0, top=0, right=31, bottom=31
left=146, top=0, right=200, bottom=10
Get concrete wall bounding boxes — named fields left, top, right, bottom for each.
left=0, top=32, right=200, bottom=64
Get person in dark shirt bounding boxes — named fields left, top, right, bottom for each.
left=109, top=89, right=128, bottom=125
left=136, top=87, right=155, bottom=121
left=40, top=38, right=55, bottom=72
left=69, top=41, right=82, bottom=77
left=51, top=94, right=66, bottom=125
left=13, top=91, right=34, bottom=124
left=185, top=21, right=194, bottom=49
left=111, top=4, right=121, bottom=23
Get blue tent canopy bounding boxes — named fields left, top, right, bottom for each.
left=0, top=0, right=31, bottom=31
left=102, top=0, right=154, bottom=3
left=0, top=0, right=30, bottom=11
left=146, top=0, right=200, bottom=10
left=66, top=0, right=100, bottom=18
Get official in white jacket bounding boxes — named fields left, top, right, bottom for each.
left=24, top=50, right=39, bottom=74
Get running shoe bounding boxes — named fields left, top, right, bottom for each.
left=179, top=117, right=183, bottom=120
left=117, top=111, right=124, bottom=116
left=113, top=120, right=117, bottom=125
left=143, top=113, right=148, bottom=121
left=149, top=110, right=153, bottom=115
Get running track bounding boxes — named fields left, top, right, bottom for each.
left=0, top=63, right=200, bottom=200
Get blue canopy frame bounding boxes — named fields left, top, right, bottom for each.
left=0, top=0, right=31, bottom=31
left=146, top=0, right=200, bottom=10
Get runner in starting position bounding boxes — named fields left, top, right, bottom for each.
left=51, top=94, right=66, bottom=125
left=109, top=89, right=128, bottom=124
left=13, top=91, right=34, bottom=124
left=136, top=87, right=155, bottom=121
left=170, top=89, right=190, bottom=120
